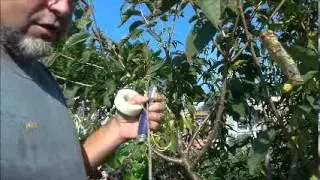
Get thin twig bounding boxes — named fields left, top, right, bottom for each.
left=231, top=41, right=249, bottom=61
left=58, top=53, right=104, bottom=70
left=249, top=1, right=264, bottom=22
left=185, top=111, right=213, bottom=153
left=232, top=15, right=240, bottom=37
left=54, top=74, right=93, bottom=87
left=147, top=102, right=152, bottom=180
left=268, top=0, right=286, bottom=23
left=318, top=0, right=320, bottom=59
left=139, top=7, right=150, bottom=25
left=88, top=0, right=106, bottom=55
left=79, top=0, right=89, bottom=8
left=238, top=0, right=259, bottom=67
left=164, top=3, right=179, bottom=63
left=151, top=147, right=182, bottom=164
left=213, top=38, right=226, bottom=58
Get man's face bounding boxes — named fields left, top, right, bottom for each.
left=0, top=0, right=74, bottom=42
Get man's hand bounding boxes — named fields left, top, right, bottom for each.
left=114, top=93, right=165, bottom=140
left=81, top=92, right=165, bottom=171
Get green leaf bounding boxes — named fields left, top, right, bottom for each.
left=231, top=102, right=246, bottom=117
left=198, top=0, right=221, bottom=29
left=228, top=60, right=247, bottom=72
left=286, top=45, right=318, bottom=73
left=105, top=152, right=121, bottom=169
left=306, top=95, right=319, bottom=110
left=148, top=30, right=162, bottom=42
left=298, top=104, right=312, bottom=113
left=156, top=0, right=179, bottom=13
left=64, top=32, right=90, bottom=48
left=129, top=29, right=144, bottom=40
left=306, top=95, right=315, bottom=105
left=183, top=116, right=193, bottom=132
left=224, top=0, right=238, bottom=13
left=252, top=130, right=274, bottom=153
left=44, top=53, right=59, bottom=67
left=287, top=45, right=317, bottom=62
left=247, top=130, right=275, bottom=175
left=302, top=70, right=318, bottom=82
left=247, top=151, right=265, bottom=175
left=81, top=50, right=92, bottom=63
left=171, top=54, right=186, bottom=66
left=76, top=10, right=92, bottom=30
left=185, top=21, right=216, bottom=59
left=146, top=61, right=163, bottom=75
left=129, top=20, right=145, bottom=33
left=120, top=9, right=141, bottom=26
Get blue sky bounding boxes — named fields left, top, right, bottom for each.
left=93, top=1, right=193, bottom=50
left=92, top=1, right=213, bottom=93
left=93, top=1, right=125, bottom=41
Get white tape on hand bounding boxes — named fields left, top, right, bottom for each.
left=114, top=89, right=143, bottom=117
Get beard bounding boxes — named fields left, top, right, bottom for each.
left=0, top=27, right=52, bottom=61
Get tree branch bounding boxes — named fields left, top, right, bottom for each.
left=268, top=0, right=286, bottom=24
left=185, top=111, right=213, bottom=153
left=54, top=74, right=93, bottom=87
left=182, top=157, right=200, bottom=180
left=192, top=75, right=228, bottom=167
left=164, top=3, right=179, bottom=63
left=151, top=147, right=182, bottom=164
left=79, top=0, right=89, bottom=8
left=231, top=41, right=249, bottom=61
left=238, top=0, right=283, bottom=128
left=89, top=0, right=106, bottom=55
left=58, top=53, right=105, bottom=70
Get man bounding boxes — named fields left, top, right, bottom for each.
left=0, top=0, right=165, bottom=179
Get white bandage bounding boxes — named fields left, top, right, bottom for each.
left=114, top=89, right=143, bottom=117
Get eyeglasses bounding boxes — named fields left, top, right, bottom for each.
left=47, top=0, right=76, bottom=6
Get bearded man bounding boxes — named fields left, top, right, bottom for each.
left=0, top=0, right=164, bottom=179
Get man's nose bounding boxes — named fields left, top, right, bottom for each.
left=48, top=0, right=73, bottom=18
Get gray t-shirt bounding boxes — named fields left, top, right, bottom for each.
left=0, top=47, right=87, bottom=180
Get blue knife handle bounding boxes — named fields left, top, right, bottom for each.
left=137, top=110, right=148, bottom=142
left=137, top=86, right=157, bottom=142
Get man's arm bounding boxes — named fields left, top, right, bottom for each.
left=80, top=94, right=164, bottom=173
left=81, top=117, right=125, bottom=172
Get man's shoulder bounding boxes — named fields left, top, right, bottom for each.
left=0, top=49, right=67, bottom=105
left=39, top=61, right=68, bottom=103
left=0, top=48, right=87, bottom=180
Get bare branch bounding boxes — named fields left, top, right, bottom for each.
left=268, top=0, right=286, bottom=23
left=151, top=147, right=183, bottom=164
left=231, top=41, right=249, bottom=61
left=164, top=3, right=180, bottom=63
left=213, top=37, right=227, bottom=58
left=79, top=0, right=89, bottom=8
left=88, top=0, right=106, bottom=55
left=185, top=111, right=213, bottom=153
left=238, top=0, right=283, bottom=126
left=192, top=76, right=228, bottom=167
left=232, top=15, right=240, bottom=37
left=238, top=0, right=260, bottom=67
left=182, top=157, right=200, bottom=180
left=58, top=53, right=105, bottom=70
left=53, top=74, right=93, bottom=87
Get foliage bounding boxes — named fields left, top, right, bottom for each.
left=46, top=0, right=319, bottom=179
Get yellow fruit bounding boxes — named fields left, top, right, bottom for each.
left=283, top=83, right=294, bottom=93
left=310, top=174, right=318, bottom=180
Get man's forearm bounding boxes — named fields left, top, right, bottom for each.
left=81, top=117, right=126, bottom=172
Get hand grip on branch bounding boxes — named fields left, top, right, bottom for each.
left=261, top=31, right=304, bottom=87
